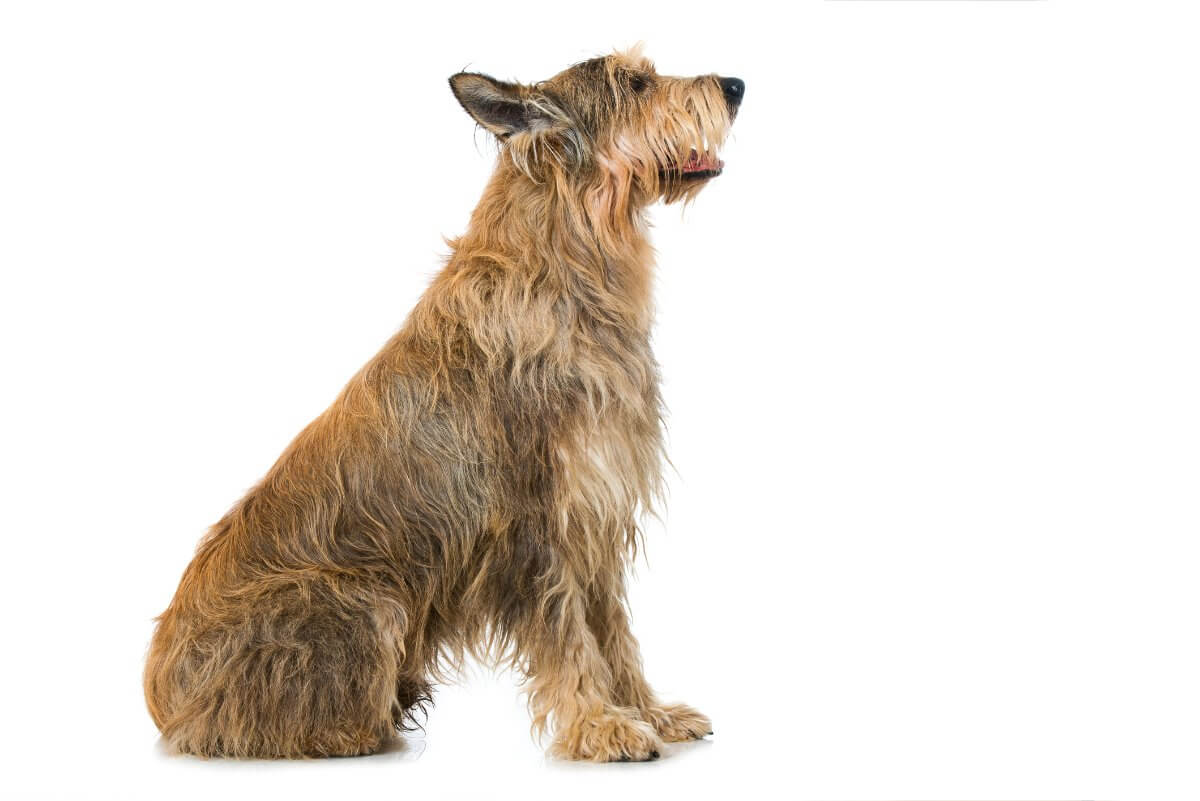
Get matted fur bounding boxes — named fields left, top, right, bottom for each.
left=144, top=48, right=741, bottom=762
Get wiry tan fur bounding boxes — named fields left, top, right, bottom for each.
left=144, top=48, right=741, bottom=762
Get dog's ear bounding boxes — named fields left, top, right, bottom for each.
left=449, top=72, right=560, bottom=140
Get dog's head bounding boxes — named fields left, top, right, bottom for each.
left=449, top=47, right=743, bottom=207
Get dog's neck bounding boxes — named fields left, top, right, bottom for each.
left=448, top=159, right=657, bottom=334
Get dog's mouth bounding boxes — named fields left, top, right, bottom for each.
left=662, top=148, right=724, bottom=181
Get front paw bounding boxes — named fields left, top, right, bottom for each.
left=550, top=710, right=664, bottom=762
left=642, top=703, right=712, bottom=742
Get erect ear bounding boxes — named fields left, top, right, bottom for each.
left=449, top=72, right=559, bottom=140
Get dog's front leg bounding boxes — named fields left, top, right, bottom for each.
left=523, top=574, right=664, bottom=762
left=587, top=576, right=713, bottom=743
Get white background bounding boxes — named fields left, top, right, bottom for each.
left=2, top=1, right=1197, bottom=799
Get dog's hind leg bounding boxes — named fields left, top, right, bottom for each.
left=149, top=579, right=409, bottom=758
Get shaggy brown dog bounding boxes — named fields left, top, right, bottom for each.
left=144, top=48, right=743, bottom=762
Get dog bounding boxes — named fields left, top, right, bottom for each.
left=144, top=47, right=743, bottom=762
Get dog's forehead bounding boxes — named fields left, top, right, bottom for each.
left=546, top=56, right=608, bottom=86
left=547, top=52, right=655, bottom=85
left=609, top=44, right=655, bottom=73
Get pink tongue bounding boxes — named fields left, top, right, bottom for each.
left=683, top=150, right=722, bottom=172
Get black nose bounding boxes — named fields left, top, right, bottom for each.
left=720, top=76, right=745, bottom=109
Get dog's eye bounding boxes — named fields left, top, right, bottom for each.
left=629, top=74, right=650, bottom=93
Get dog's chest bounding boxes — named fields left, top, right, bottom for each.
left=554, top=401, right=661, bottom=536
left=542, top=301, right=663, bottom=530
